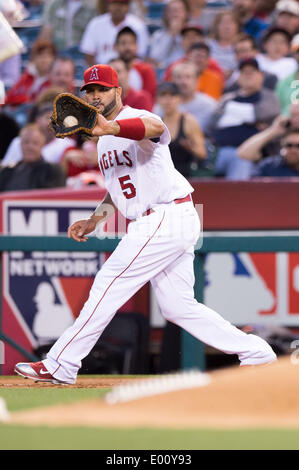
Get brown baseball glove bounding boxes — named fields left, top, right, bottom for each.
left=49, top=93, right=98, bottom=139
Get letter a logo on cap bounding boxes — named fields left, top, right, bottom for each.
left=89, top=67, right=99, bottom=81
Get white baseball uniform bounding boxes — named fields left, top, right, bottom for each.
left=44, top=106, right=276, bottom=384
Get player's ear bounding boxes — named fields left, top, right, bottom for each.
left=116, top=87, right=122, bottom=97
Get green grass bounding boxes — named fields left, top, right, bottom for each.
left=0, top=426, right=299, bottom=450
left=1, top=377, right=299, bottom=450
left=0, top=387, right=106, bottom=411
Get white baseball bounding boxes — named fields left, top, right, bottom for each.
left=63, top=115, right=78, bottom=127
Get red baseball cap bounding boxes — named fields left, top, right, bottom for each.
left=80, top=64, right=119, bottom=91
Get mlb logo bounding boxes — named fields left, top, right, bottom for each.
left=204, top=252, right=299, bottom=325
left=6, top=251, right=100, bottom=346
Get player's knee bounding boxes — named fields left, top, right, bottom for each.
left=161, top=299, right=202, bottom=323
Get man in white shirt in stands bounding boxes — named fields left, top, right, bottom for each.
left=80, top=0, right=149, bottom=66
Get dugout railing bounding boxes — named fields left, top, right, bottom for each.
left=0, top=232, right=299, bottom=374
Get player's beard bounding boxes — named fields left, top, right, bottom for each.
left=101, top=91, right=117, bottom=118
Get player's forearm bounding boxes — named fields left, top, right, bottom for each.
left=90, top=192, right=116, bottom=224
left=141, top=117, right=165, bottom=139
left=237, top=127, right=278, bottom=161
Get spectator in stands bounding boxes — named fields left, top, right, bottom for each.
left=231, top=0, right=268, bottom=40
left=181, top=24, right=205, bottom=53
left=48, top=57, right=75, bottom=94
left=208, top=10, right=240, bottom=81
left=2, top=103, right=75, bottom=166
left=9, top=58, right=76, bottom=125
left=10, top=85, right=65, bottom=136
left=80, top=0, right=149, bottom=66
left=156, top=81, right=206, bottom=177
left=39, top=0, right=98, bottom=50
left=254, top=0, right=278, bottom=22
left=147, top=0, right=188, bottom=70
left=163, top=24, right=224, bottom=82
left=272, top=0, right=299, bottom=38
left=275, top=33, right=299, bottom=115
left=0, top=124, right=65, bottom=191
left=27, top=86, right=65, bottom=122
left=114, top=26, right=157, bottom=106
left=210, top=57, right=281, bottom=180
left=226, top=33, right=278, bottom=92
left=186, top=43, right=224, bottom=100
left=60, top=134, right=99, bottom=179
left=237, top=103, right=299, bottom=161
left=109, top=57, right=153, bottom=110
left=185, top=0, right=220, bottom=35
left=256, top=27, right=297, bottom=81
left=240, top=127, right=299, bottom=177
left=169, top=61, right=217, bottom=134
left=5, top=39, right=57, bottom=107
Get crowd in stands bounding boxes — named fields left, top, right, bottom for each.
left=1, top=0, right=299, bottom=193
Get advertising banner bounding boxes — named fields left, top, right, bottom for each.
left=204, top=252, right=299, bottom=326
left=2, top=199, right=101, bottom=373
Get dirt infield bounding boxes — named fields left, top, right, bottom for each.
left=4, top=356, right=299, bottom=429
left=0, top=376, right=136, bottom=389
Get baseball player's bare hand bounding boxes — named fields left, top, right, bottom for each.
left=92, top=113, right=120, bottom=137
left=68, top=219, right=97, bottom=242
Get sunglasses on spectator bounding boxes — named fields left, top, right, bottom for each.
left=283, top=143, right=299, bottom=148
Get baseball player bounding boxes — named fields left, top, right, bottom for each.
left=15, top=65, right=277, bottom=384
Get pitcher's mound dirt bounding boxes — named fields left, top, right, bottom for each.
left=10, top=357, right=299, bottom=429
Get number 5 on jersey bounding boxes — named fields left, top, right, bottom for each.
left=118, top=175, right=136, bottom=199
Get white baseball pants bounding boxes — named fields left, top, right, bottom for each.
left=44, top=200, right=276, bottom=384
